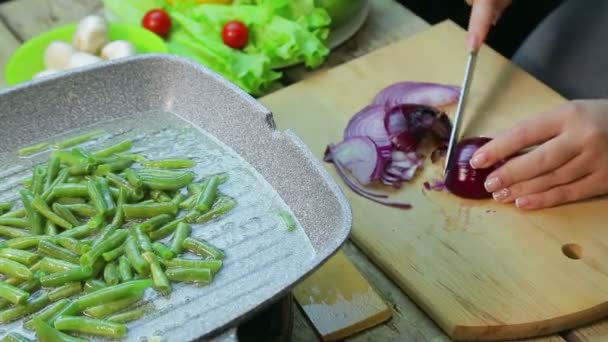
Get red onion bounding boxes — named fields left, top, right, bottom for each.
left=343, top=105, right=392, bottom=163
left=444, top=137, right=496, bottom=199
left=372, top=82, right=460, bottom=109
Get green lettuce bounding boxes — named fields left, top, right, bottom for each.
left=102, top=0, right=165, bottom=25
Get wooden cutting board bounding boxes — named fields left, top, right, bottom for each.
left=293, top=250, right=392, bottom=341
left=259, top=20, right=608, bottom=341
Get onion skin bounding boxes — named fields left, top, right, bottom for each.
left=444, top=137, right=496, bottom=199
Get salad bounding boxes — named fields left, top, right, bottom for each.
left=103, top=0, right=342, bottom=96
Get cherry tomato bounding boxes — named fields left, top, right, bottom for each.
left=142, top=9, right=172, bottom=38
left=222, top=21, right=249, bottom=49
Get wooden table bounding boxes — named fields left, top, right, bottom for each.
left=0, top=1, right=605, bottom=341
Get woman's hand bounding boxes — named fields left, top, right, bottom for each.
left=469, top=100, right=608, bottom=210
left=465, top=0, right=512, bottom=50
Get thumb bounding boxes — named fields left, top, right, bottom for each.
left=466, top=0, right=511, bottom=50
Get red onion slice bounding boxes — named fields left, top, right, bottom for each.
left=324, top=137, right=384, bottom=186
left=372, top=82, right=461, bottom=109
left=343, top=105, right=392, bottom=162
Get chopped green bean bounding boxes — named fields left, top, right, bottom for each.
left=56, top=236, right=91, bottom=255
left=80, top=229, right=128, bottom=267
left=105, top=173, right=142, bottom=202
left=2, top=332, right=31, bottom=342
left=91, top=256, right=106, bottom=279
left=179, top=194, right=197, bottom=210
left=123, top=168, right=143, bottom=188
left=0, top=293, right=49, bottom=323
left=52, top=150, right=85, bottom=166
left=84, top=292, right=143, bottom=319
left=0, top=257, right=32, bottom=279
left=131, top=225, right=153, bottom=252
left=143, top=252, right=171, bottom=295
left=93, top=139, right=133, bottom=158
left=54, top=197, right=86, bottom=205
left=54, top=315, right=127, bottom=338
left=84, top=279, right=107, bottom=293
left=38, top=240, right=80, bottom=264
left=182, top=237, right=225, bottom=260
left=7, top=236, right=55, bottom=250
left=0, top=225, right=32, bottom=239
left=0, top=202, right=13, bottom=214
left=44, top=221, right=58, bottom=236
left=139, top=214, right=173, bottom=233
left=124, top=237, right=148, bottom=276
left=97, top=177, right=116, bottom=215
left=172, top=193, right=186, bottom=208
left=137, top=169, right=195, bottom=191
left=104, top=262, right=120, bottom=286
left=95, top=158, right=133, bottom=176
left=92, top=225, right=115, bottom=250
left=52, top=130, right=105, bottom=149
left=0, top=248, right=39, bottom=266
left=74, top=279, right=152, bottom=310
left=52, top=203, right=81, bottom=227
left=31, top=165, right=47, bottom=196
left=149, top=218, right=184, bottom=241
left=40, top=257, right=78, bottom=274
left=195, top=175, right=220, bottom=212
left=1, top=208, right=26, bottom=218
left=24, top=298, right=70, bottom=330
left=18, top=141, right=50, bottom=156
left=123, top=202, right=178, bottom=219
left=58, top=224, right=97, bottom=239
left=143, top=158, right=195, bottom=169
left=171, top=223, right=191, bottom=255
left=165, top=267, right=212, bottom=284
left=87, top=178, right=108, bottom=217
left=195, top=195, right=236, bottom=224
left=20, top=190, right=45, bottom=235
left=106, top=303, right=152, bottom=323
left=40, top=266, right=92, bottom=288
left=50, top=184, right=89, bottom=199
left=0, top=217, right=30, bottom=228
left=152, top=242, right=175, bottom=260
left=32, top=196, right=72, bottom=230
left=160, top=258, right=222, bottom=274
left=68, top=162, right=95, bottom=176
left=48, top=282, right=82, bottom=301
left=62, top=204, right=96, bottom=218
left=102, top=244, right=124, bottom=262
left=32, top=318, right=88, bottom=342
left=0, top=281, right=30, bottom=304
left=44, top=156, right=61, bottom=190
left=118, top=256, right=133, bottom=282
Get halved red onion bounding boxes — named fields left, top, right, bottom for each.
left=343, top=105, right=392, bottom=162
left=372, top=82, right=460, bottom=109
left=384, top=104, right=452, bottom=152
left=444, top=137, right=495, bottom=199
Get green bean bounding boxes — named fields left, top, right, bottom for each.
left=171, top=223, right=191, bottom=254
left=102, top=244, right=124, bottom=262
left=32, top=196, right=72, bottom=230
left=0, top=257, right=32, bottom=279
left=0, top=293, right=50, bottom=323
left=86, top=214, right=104, bottom=230
left=109, top=190, right=127, bottom=231
left=123, top=168, right=143, bottom=188
left=0, top=248, right=39, bottom=266
left=131, top=225, right=153, bottom=252
left=4, top=278, right=23, bottom=287
left=38, top=240, right=79, bottom=264
left=20, top=190, right=45, bottom=235
left=160, top=258, right=222, bottom=273
left=92, top=225, right=115, bottom=250
left=91, top=256, right=106, bottom=279
left=52, top=130, right=105, bottom=149
left=107, top=303, right=152, bottom=323
left=58, top=224, right=97, bottom=239
left=40, top=266, right=92, bottom=288
left=41, top=168, right=69, bottom=201
left=142, top=252, right=171, bottom=295
left=179, top=194, right=197, bottom=210
left=50, top=184, right=89, bottom=199
left=17, top=275, right=41, bottom=294
left=195, top=175, right=220, bottom=212
left=40, top=257, right=78, bottom=274
left=44, top=221, right=58, bottom=236
left=122, top=202, right=178, bottom=219
left=93, top=139, right=133, bottom=158
left=2, top=332, right=31, bottom=342
left=52, top=203, right=81, bottom=227
left=105, top=173, right=142, bottom=202
left=139, top=214, right=173, bottom=233
left=48, top=282, right=82, bottom=301
left=97, top=177, right=116, bottom=215
left=29, top=259, right=43, bottom=273
left=74, top=279, right=152, bottom=310
left=149, top=218, right=184, bottom=241
left=62, top=204, right=96, bottom=218
left=0, top=202, right=13, bottom=214
left=87, top=179, right=107, bottom=217
left=1, top=208, right=26, bottom=218
left=32, top=318, right=88, bottom=342
left=84, top=279, right=107, bottom=293
left=0, top=281, right=30, bottom=304
left=137, top=170, right=195, bottom=191
left=24, top=298, right=70, bottom=330
left=196, top=195, right=236, bottom=224
left=150, top=190, right=172, bottom=202
left=143, top=158, right=195, bottom=169
left=31, top=165, right=47, bottom=195
left=54, top=315, right=127, bottom=338
left=83, top=292, right=143, bottom=319
left=52, top=150, right=85, bottom=166
left=124, top=237, right=148, bottom=276
left=18, top=141, right=50, bottom=156
left=7, top=236, right=55, bottom=250
left=56, top=236, right=91, bottom=255
left=118, top=256, right=132, bottom=282
left=0, top=217, right=29, bottom=228
left=55, top=197, right=86, bottom=205
left=165, top=267, right=212, bottom=284
left=95, top=158, right=133, bottom=176
left=182, top=237, right=225, bottom=260
left=44, top=156, right=61, bottom=190
left=152, top=242, right=175, bottom=260
left=80, top=230, right=128, bottom=267
left=0, top=226, right=32, bottom=239
left=172, top=193, right=186, bottom=208
left=68, top=162, right=95, bottom=176
left=104, top=262, right=120, bottom=286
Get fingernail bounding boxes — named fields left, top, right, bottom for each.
left=516, top=197, right=530, bottom=208
left=492, top=188, right=510, bottom=201
left=484, top=177, right=502, bottom=192
left=470, top=153, right=487, bottom=168
left=466, top=34, right=478, bottom=51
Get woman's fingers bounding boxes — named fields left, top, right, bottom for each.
left=466, top=0, right=512, bottom=50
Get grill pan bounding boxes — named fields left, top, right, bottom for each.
left=0, top=54, right=352, bottom=341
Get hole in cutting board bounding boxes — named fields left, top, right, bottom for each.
left=562, top=243, right=583, bottom=260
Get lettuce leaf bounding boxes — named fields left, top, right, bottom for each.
left=103, top=0, right=165, bottom=25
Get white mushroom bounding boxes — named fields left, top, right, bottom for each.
left=33, top=69, right=60, bottom=79
left=67, top=52, right=103, bottom=69
left=73, top=15, right=108, bottom=54
left=100, top=40, right=136, bottom=60
left=44, top=41, right=76, bottom=70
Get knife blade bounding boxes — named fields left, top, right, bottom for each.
left=443, top=49, right=478, bottom=176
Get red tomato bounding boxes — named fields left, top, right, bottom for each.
left=222, top=21, right=249, bottom=49
left=142, top=9, right=172, bottom=38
